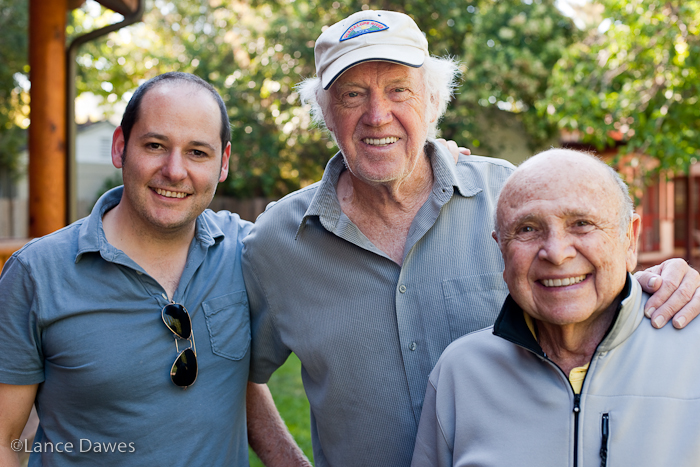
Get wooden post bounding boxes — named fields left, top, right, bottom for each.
left=28, top=0, right=68, bottom=237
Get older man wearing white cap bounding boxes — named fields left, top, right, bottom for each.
left=243, top=10, right=700, bottom=467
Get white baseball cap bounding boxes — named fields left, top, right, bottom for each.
left=315, top=10, right=429, bottom=90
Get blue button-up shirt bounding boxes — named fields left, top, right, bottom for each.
left=244, top=142, right=514, bottom=467
left=0, top=187, right=253, bottom=466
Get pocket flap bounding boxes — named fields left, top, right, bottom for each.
left=202, top=290, right=251, bottom=361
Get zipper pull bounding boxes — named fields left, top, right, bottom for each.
left=573, top=393, right=581, bottom=413
left=600, top=413, right=609, bottom=467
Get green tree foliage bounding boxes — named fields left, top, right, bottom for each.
left=249, top=0, right=579, bottom=157
left=13, top=0, right=695, bottom=196
left=0, top=0, right=28, bottom=180
left=75, top=0, right=330, bottom=198
left=458, top=0, right=579, bottom=147
left=541, top=0, right=700, bottom=173
left=73, top=0, right=577, bottom=197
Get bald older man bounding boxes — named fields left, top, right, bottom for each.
left=243, top=10, right=700, bottom=467
left=412, top=149, right=700, bottom=467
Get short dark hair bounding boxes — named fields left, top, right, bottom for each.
left=120, top=72, right=231, bottom=154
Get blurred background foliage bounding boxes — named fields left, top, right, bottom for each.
left=0, top=0, right=698, bottom=463
left=542, top=0, right=700, bottom=173
left=0, top=0, right=29, bottom=182
left=0, top=0, right=698, bottom=197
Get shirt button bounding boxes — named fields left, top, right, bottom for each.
left=137, top=271, right=143, bottom=275
left=161, top=293, right=168, bottom=300
left=409, top=342, right=417, bottom=351
left=399, top=284, right=407, bottom=293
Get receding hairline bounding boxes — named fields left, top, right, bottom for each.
left=120, top=72, right=231, bottom=157
left=139, top=79, right=219, bottom=111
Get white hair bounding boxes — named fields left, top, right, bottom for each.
left=296, top=55, right=461, bottom=140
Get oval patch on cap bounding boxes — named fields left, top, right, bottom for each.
left=340, top=20, right=389, bottom=42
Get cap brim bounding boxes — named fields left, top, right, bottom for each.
left=321, top=44, right=426, bottom=89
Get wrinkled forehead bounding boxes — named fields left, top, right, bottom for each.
left=499, top=161, right=618, bottom=221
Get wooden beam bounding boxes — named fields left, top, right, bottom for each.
left=96, top=0, right=138, bottom=16
left=67, top=0, right=86, bottom=10
left=28, top=0, right=68, bottom=237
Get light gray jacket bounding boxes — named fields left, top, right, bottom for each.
left=412, top=275, right=700, bottom=467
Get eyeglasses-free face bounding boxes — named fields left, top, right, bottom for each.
left=161, top=303, right=198, bottom=388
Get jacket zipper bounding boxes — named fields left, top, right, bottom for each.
left=573, top=393, right=581, bottom=467
left=497, top=289, right=628, bottom=467
left=518, top=350, right=584, bottom=467
left=600, top=413, right=609, bottom=467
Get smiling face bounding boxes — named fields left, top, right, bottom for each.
left=111, top=82, right=230, bottom=235
left=495, top=151, right=640, bottom=327
left=325, top=61, right=438, bottom=185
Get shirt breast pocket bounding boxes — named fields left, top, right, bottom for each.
left=442, top=273, right=509, bottom=341
left=201, top=290, right=251, bottom=361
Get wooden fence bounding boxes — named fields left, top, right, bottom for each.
left=207, top=196, right=277, bottom=222
left=0, top=198, right=28, bottom=238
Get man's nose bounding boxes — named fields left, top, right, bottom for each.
left=538, top=231, right=576, bottom=265
left=161, top=150, right=188, bottom=181
left=362, top=93, right=393, bottom=127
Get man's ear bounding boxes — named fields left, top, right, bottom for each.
left=492, top=230, right=509, bottom=283
left=111, top=126, right=126, bottom=169
left=626, top=213, right=642, bottom=272
left=219, top=142, right=231, bottom=183
left=428, top=93, right=440, bottom=123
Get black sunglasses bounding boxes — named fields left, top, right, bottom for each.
left=161, top=303, right=198, bottom=388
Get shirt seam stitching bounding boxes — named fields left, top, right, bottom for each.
left=10, top=255, right=45, bottom=370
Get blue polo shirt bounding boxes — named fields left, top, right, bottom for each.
left=244, top=142, right=515, bottom=466
left=0, top=187, right=253, bottom=466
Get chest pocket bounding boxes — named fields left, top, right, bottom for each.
left=442, top=273, right=509, bottom=341
left=202, top=290, right=251, bottom=361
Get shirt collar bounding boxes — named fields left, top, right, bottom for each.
left=427, top=140, right=483, bottom=199
left=296, top=139, right=482, bottom=237
left=75, top=186, right=224, bottom=263
left=75, top=186, right=122, bottom=263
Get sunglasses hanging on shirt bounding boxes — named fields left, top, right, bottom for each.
left=162, top=303, right=198, bottom=388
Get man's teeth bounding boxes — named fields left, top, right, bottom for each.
left=541, top=275, right=587, bottom=288
left=155, top=188, right=188, bottom=198
left=364, top=137, right=398, bottom=146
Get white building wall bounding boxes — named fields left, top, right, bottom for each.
left=1, top=121, right=121, bottom=238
